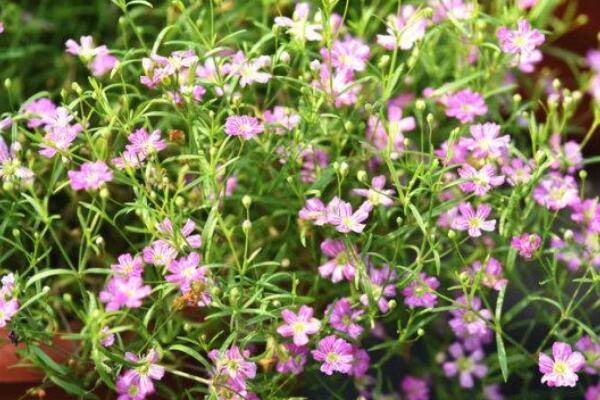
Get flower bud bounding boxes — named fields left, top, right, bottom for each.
left=415, top=99, right=426, bottom=111
left=281, top=258, right=290, bottom=268
left=357, top=170, right=367, bottom=183
left=242, top=195, right=252, bottom=209
left=513, top=94, right=522, bottom=104
left=579, top=170, right=587, bottom=180
left=100, top=187, right=109, bottom=199
left=378, top=55, right=390, bottom=68
left=279, top=50, right=290, bottom=64
left=564, top=229, right=574, bottom=240
left=448, top=230, right=456, bottom=239
left=339, top=161, right=349, bottom=176
left=242, top=219, right=252, bottom=234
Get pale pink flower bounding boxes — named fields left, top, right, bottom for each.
left=352, top=175, right=395, bottom=207
left=445, top=90, right=488, bottom=123
left=263, top=106, right=300, bottom=134
left=327, top=199, right=371, bottom=233
left=298, top=198, right=328, bottom=225
left=311, top=335, right=354, bottom=375
left=68, top=161, right=113, bottom=191
left=274, top=2, right=322, bottom=42
left=497, top=20, right=545, bottom=67
left=377, top=6, right=428, bottom=50
left=533, top=174, right=579, bottom=210
left=321, top=35, right=370, bottom=72
left=463, top=122, right=510, bottom=159
left=511, top=233, right=541, bottom=258
left=539, top=342, right=585, bottom=387
left=458, top=164, right=505, bottom=196
left=277, top=305, right=321, bottom=346
left=224, top=115, right=264, bottom=140
left=451, top=202, right=496, bottom=237
left=443, top=342, right=487, bottom=388
left=318, top=239, right=357, bottom=283
left=226, top=51, right=271, bottom=87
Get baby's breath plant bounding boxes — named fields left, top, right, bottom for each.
left=1, top=0, right=600, bottom=399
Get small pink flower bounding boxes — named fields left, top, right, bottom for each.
left=89, top=53, right=118, bottom=76
left=377, top=6, right=428, bottom=50
left=111, top=253, right=144, bottom=278
left=465, top=257, right=507, bottom=291
left=68, top=161, right=113, bottom=191
left=458, top=164, right=505, bottom=196
left=449, top=296, right=492, bottom=349
left=99, top=277, right=151, bottom=311
left=445, top=89, right=488, bottom=123
left=586, top=382, right=600, bottom=400
left=157, top=218, right=202, bottom=250
left=328, top=298, right=364, bottom=339
left=511, top=233, right=541, bottom=259
left=442, top=342, right=487, bottom=388
left=276, top=343, right=308, bottom=375
left=359, top=263, right=397, bottom=313
left=575, top=335, right=600, bottom=374
left=318, top=239, right=357, bottom=283
left=224, top=115, right=264, bottom=140
left=533, top=174, right=579, bottom=210
left=142, top=240, right=177, bottom=266
left=518, top=0, right=538, bottom=9
left=539, top=342, right=585, bottom=387
left=463, top=122, right=510, bottom=159
left=401, top=375, right=430, bottom=400
left=451, top=202, right=496, bottom=237
left=350, top=346, right=370, bottom=377
left=65, top=36, right=102, bottom=60
left=0, top=298, right=18, bottom=327
left=277, top=305, right=321, bottom=346
left=311, top=335, right=354, bottom=375
left=321, top=35, right=370, bottom=72
left=263, top=106, right=300, bottom=134
left=352, top=175, right=395, bottom=207
left=497, top=20, right=545, bottom=67
left=401, top=273, right=439, bottom=309
left=100, top=326, right=115, bottom=347
left=298, top=198, right=328, bottom=225
left=312, top=66, right=360, bottom=108
left=225, top=51, right=271, bottom=87
left=119, top=349, right=165, bottom=395
left=165, top=252, right=207, bottom=293
left=502, top=158, right=533, bottom=186
left=208, top=345, right=257, bottom=385
left=327, top=199, right=371, bottom=233
left=274, top=2, right=322, bottom=42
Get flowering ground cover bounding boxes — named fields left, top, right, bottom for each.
left=0, top=0, right=600, bottom=399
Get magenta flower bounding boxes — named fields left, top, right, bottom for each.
left=318, top=239, right=357, bottom=283
left=576, top=335, right=600, bottom=374
left=401, top=375, right=430, bottom=400
left=312, top=66, right=360, bottom=108
left=263, top=106, right=300, bottom=134
left=352, top=175, right=395, bottom=207
left=327, top=199, right=371, bottom=233
left=311, top=335, right=354, bottom=375
left=116, top=377, right=147, bottom=400
left=502, top=158, right=533, bottom=186
left=497, top=20, right=545, bottom=66
left=0, top=136, right=34, bottom=186
left=377, top=6, right=428, bottom=50
left=274, top=2, right=322, bottom=42
left=533, top=174, right=579, bottom=210
left=100, top=326, right=115, bottom=347
left=571, top=198, right=600, bottom=233
left=549, top=134, right=583, bottom=174
left=119, top=349, right=165, bottom=395
left=321, top=35, right=370, bottom=72
left=157, top=218, right=202, bottom=250
left=165, top=252, right=207, bottom=293
left=511, top=233, right=541, bottom=259
left=350, top=346, right=370, bottom=377
left=445, top=89, right=488, bottom=123
left=328, top=298, right=364, bottom=339
left=586, top=383, right=600, bottom=400
left=99, top=277, right=152, bottom=311
left=277, top=305, right=321, bottom=346
left=142, top=240, right=177, bottom=267
left=276, top=343, right=308, bottom=375
left=90, top=53, right=118, bottom=76
left=463, top=123, right=510, bottom=159
left=0, top=298, right=18, bottom=327
left=128, top=128, right=166, bottom=157
left=539, top=342, right=585, bottom=387
left=68, top=161, right=113, bottom=191
left=401, top=273, right=440, bottom=309
left=449, top=296, right=492, bottom=348
left=458, top=164, right=505, bottom=196
left=451, top=202, right=496, bottom=237
left=299, top=198, right=328, bottom=225
left=359, top=263, right=398, bottom=313
left=466, top=257, right=507, bottom=291
left=208, top=345, right=257, bottom=385
left=224, top=115, right=264, bottom=140
left=442, top=342, right=487, bottom=388
left=518, top=0, right=538, bottom=8
left=111, top=253, right=144, bottom=278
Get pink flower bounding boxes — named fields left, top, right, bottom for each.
left=100, top=326, right=115, bottom=347
left=451, top=202, right=496, bottom=237
left=502, top=158, right=533, bottom=186
left=401, top=273, right=439, bottom=309
left=263, top=106, right=300, bottom=134
left=119, top=349, right=165, bottom=395
left=549, top=134, right=583, bottom=174
left=587, top=49, right=600, bottom=72
left=539, top=342, right=585, bottom=387
left=328, top=298, right=364, bottom=339
left=142, top=240, right=177, bottom=266
left=442, top=342, right=487, bottom=388
left=224, top=115, right=264, bottom=140
left=575, top=335, right=600, bottom=374
left=401, top=375, right=430, bottom=400
left=518, top=0, right=538, bottom=9
left=571, top=198, right=600, bottom=233
left=465, top=258, right=507, bottom=291
left=157, top=218, right=202, bottom=250
left=449, top=296, right=492, bottom=348
left=89, top=53, right=118, bottom=76
left=111, top=253, right=144, bottom=278
left=65, top=36, right=102, bottom=60
left=497, top=20, right=545, bottom=67
left=68, top=161, right=113, bottom=191
left=209, top=345, right=256, bottom=385
left=463, top=122, right=510, bottom=159
left=430, top=0, right=473, bottom=22
left=352, top=175, right=395, bottom=207
left=311, top=335, right=354, bottom=375
left=350, top=346, right=370, bottom=377
left=274, top=2, right=322, bottom=42
left=298, top=198, right=328, bottom=225
left=276, top=343, right=308, bottom=375
left=321, top=35, right=370, bottom=72
left=511, top=233, right=541, bottom=259
left=0, top=137, right=34, bottom=186
left=327, top=199, right=371, bottom=233
left=127, top=128, right=166, bottom=157
left=99, top=277, right=151, bottom=311
left=312, top=66, right=360, bottom=108
left=458, top=164, right=505, bottom=196
left=445, top=89, right=488, bottom=123
left=360, top=263, right=397, bottom=313
left=277, top=305, right=321, bottom=346
left=377, top=6, right=428, bottom=50
left=299, top=145, right=328, bottom=183
left=165, top=252, right=208, bottom=294
left=318, top=239, right=357, bottom=283
left=225, top=51, right=271, bottom=87
left=533, top=174, right=579, bottom=210
left=0, top=298, right=18, bottom=327
left=366, top=96, right=416, bottom=159
left=24, top=98, right=57, bottom=128
left=116, top=378, right=146, bottom=400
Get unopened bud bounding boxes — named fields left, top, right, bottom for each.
left=415, top=99, right=426, bottom=111
left=280, top=258, right=290, bottom=268
left=564, top=229, right=574, bottom=240
left=579, top=170, right=588, bottom=180
left=242, top=195, right=252, bottom=209
left=242, top=219, right=252, bottom=234
left=339, top=161, right=349, bottom=176
left=378, top=55, right=390, bottom=68
left=279, top=50, right=290, bottom=64
left=357, top=170, right=367, bottom=183
left=513, top=94, right=522, bottom=103
left=448, top=230, right=456, bottom=239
